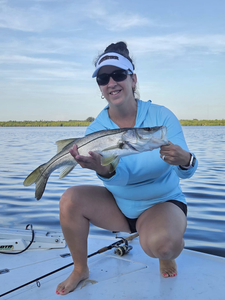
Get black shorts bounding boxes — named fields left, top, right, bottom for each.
left=125, top=200, right=187, bottom=234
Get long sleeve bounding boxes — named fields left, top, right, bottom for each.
left=83, top=100, right=198, bottom=219
left=157, top=106, right=198, bottom=179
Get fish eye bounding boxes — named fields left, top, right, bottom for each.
left=144, top=126, right=162, bottom=132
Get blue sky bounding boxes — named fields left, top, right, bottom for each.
left=0, top=0, right=225, bottom=121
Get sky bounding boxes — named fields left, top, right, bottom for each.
left=0, top=0, right=225, bottom=121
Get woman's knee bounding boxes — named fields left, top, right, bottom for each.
left=59, top=186, right=82, bottom=213
left=139, top=233, right=182, bottom=260
left=153, top=236, right=177, bottom=259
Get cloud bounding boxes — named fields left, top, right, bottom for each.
left=128, top=34, right=225, bottom=56
left=0, top=54, right=92, bottom=83
left=33, top=68, right=91, bottom=81
left=0, top=0, right=52, bottom=32
left=0, top=0, right=85, bottom=32
left=0, top=54, right=80, bottom=66
left=88, top=11, right=151, bottom=31
left=0, top=0, right=167, bottom=34
left=0, top=36, right=92, bottom=57
left=84, top=0, right=152, bottom=31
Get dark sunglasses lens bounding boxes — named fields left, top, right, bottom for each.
left=97, top=70, right=128, bottom=85
left=97, top=74, right=110, bottom=85
left=112, top=70, right=127, bottom=82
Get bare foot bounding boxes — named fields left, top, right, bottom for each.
left=56, top=267, right=89, bottom=295
left=159, top=259, right=177, bottom=278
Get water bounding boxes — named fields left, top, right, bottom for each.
left=0, top=126, right=225, bottom=257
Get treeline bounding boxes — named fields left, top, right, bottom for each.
left=0, top=119, right=225, bottom=127
left=0, top=118, right=95, bottom=127
left=179, top=119, right=225, bottom=126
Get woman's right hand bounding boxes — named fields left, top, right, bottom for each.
left=69, top=145, right=113, bottom=178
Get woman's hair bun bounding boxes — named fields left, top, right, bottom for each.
left=102, top=41, right=134, bottom=70
left=104, top=42, right=129, bottom=57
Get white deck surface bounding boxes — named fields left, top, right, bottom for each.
left=1, top=234, right=225, bottom=300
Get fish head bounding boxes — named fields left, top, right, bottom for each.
left=136, top=126, right=169, bottom=150
left=123, top=126, right=168, bottom=151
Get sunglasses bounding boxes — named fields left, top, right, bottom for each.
left=96, top=69, right=133, bottom=86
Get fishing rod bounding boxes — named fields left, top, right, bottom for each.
left=0, top=232, right=139, bottom=297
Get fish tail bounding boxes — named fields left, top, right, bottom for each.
left=23, top=164, right=48, bottom=200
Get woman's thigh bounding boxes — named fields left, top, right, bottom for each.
left=60, top=185, right=131, bottom=233
left=136, top=202, right=187, bottom=255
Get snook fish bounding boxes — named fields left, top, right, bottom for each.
left=23, top=126, right=168, bottom=200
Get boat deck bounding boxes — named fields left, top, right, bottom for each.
left=1, top=233, right=224, bottom=300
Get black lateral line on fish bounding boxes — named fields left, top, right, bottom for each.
left=29, top=127, right=162, bottom=185
left=34, top=129, right=133, bottom=177
left=76, top=128, right=130, bottom=150
left=45, top=126, right=161, bottom=174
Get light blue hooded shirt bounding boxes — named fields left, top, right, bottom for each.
left=85, top=100, right=198, bottom=218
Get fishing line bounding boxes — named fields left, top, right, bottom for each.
left=0, top=232, right=139, bottom=297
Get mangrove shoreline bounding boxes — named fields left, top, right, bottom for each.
left=0, top=119, right=225, bottom=127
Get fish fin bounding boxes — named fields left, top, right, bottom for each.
left=56, top=138, right=78, bottom=153
left=35, top=175, right=48, bottom=201
left=23, top=164, right=48, bottom=201
left=23, top=164, right=43, bottom=186
left=101, top=155, right=117, bottom=166
left=59, top=165, right=76, bottom=179
left=109, top=157, right=120, bottom=173
left=101, top=156, right=120, bottom=171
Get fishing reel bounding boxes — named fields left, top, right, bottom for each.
left=113, top=237, right=133, bottom=257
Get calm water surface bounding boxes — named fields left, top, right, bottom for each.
left=0, top=126, right=224, bottom=257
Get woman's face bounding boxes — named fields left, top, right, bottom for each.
left=97, top=65, right=137, bottom=108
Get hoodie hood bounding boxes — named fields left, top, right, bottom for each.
left=97, top=100, right=152, bottom=128
left=85, top=100, right=153, bottom=135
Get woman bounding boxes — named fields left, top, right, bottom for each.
left=56, top=42, right=198, bottom=295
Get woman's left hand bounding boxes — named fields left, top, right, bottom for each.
left=160, top=141, right=191, bottom=166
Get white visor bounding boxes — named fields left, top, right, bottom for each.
left=92, top=52, right=134, bottom=78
